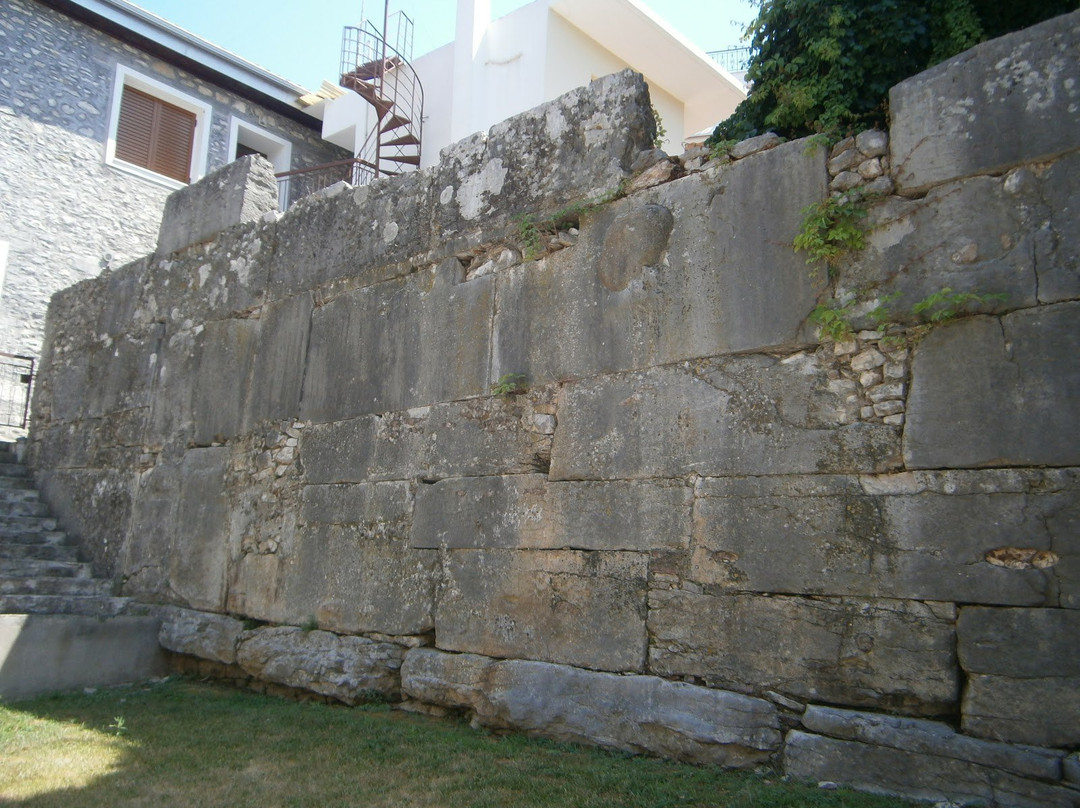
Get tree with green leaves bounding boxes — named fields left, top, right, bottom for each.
left=710, top=0, right=1078, bottom=143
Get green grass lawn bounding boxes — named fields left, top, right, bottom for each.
left=0, top=677, right=916, bottom=808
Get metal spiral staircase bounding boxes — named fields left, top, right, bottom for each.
left=340, top=9, right=424, bottom=183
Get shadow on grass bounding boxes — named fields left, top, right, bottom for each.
left=0, top=678, right=916, bottom=808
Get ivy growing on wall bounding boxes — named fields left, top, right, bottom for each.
left=710, top=0, right=1078, bottom=143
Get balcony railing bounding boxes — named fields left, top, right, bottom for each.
left=0, top=352, right=34, bottom=429
left=707, top=46, right=752, bottom=74
left=276, top=158, right=377, bottom=210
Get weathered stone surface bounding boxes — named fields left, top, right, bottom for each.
left=435, top=549, right=648, bottom=672
left=228, top=481, right=436, bottom=636
left=840, top=169, right=1063, bottom=318
left=167, top=448, right=232, bottom=611
left=730, top=132, right=783, bottom=160
left=246, top=292, right=312, bottom=424
left=890, top=10, right=1080, bottom=194
left=959, top=607, right=1080, bottom=677
left=648, top=589, right=958, bottom=715
left=431, top=70, right=654, bottom=246
left=235, top=626, right=403, bottom=703
left=784, top=730, right=1078, bottom=808
left=158, top=606, right=244, bottom=664
left=493, top=142, right=827, bottom=385
left=551, top=357, right=900, bottom=481
left=190, top=317, right=261, bottom=445
left=905, top=304, right=1080, bottom=468
left=36, top=468, right=135, bottom=577
left=157, top=155, right=278, bottom=256
left=801, top=705, right=1064, bottom=781
left=691, top=470, right=1076, bottom=606
left=266, top=169, right=431, bottom=299
left=301, top=259, right=493, bottom=422
left=963, top=674, right=1080, bottom=748
left=411, top=475, right=691, bottom=551
left=402, top=648, right=781, bottom=767
left=301, top=393, right=554, bottom=484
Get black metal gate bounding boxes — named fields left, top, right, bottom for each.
left=0, top=352, right=34, bottom=429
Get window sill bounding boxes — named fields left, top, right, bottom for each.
left=105, top=158, right=191, bottom=192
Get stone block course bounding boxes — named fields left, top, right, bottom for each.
left=402, top=648, right=781, bottom=767
left=691, top=469, right=1076, bottom=606
left=648, top=589, right=958, bottom=715
left=411, top=474, right=691, bottom=551
left=435, top=549, right=649, bottom=672
left=890, top=9, right=1080, bottom=194
left=550, top=358, right=901, bottom=481
left=904, top=303, right=1080, bottom=469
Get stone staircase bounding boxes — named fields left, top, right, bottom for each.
left=0, top=443, right=131, bottom=618
left=0, top=441, right=166, bottom=700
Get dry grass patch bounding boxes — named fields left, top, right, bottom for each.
left=0, top=678, right=915, bottom=808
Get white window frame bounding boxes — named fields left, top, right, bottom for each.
left=227, top=118, right=292, bottom=175
left=105, top=65, right=213, bottom=189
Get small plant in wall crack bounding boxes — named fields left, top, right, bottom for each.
left=491, top=373, right=528, bottom=397
left=514, top=213, right=544, bottom=261
left=911, top=287, right=1007, bottom=323
left=794, top=193, right=868, bottom=274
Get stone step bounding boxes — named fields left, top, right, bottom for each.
left=0, top=515, right=59, bottom=532
left=0, top=475, right=35, bottom=490
left=0, top=593, right=133, bottom=618
left=0, top=529, right=68, bottom=546
left=0, top=463, right=28, bottom=478
left=0, top=543, right=79, bottom=562
left=0, top=557, right=92, bottom=578
left=0, top=498, right=48, bottom=518
left=0, top=576, right=113, bottom=597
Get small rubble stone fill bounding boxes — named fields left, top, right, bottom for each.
left=27, top=11, right=1080, bottom=808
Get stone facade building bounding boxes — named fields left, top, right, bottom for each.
left=0, top=0, right=348, bottom=371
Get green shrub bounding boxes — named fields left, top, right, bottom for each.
left=710, top=0, right=1077, bottom=143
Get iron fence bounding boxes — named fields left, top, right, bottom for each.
left=0, top=352, right=34, bottom=429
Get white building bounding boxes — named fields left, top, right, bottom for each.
left=312, top=0, right=747, bottom=170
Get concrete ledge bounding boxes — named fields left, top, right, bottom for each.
left=0, top=613, right=166, bottom=701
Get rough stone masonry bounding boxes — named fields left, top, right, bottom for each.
left=28, top=11, right=1080, bottom=807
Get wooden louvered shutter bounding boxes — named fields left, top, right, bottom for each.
left=115, top=86, right=196, bottom=183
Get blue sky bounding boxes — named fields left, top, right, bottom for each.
left=130, top=0, right=757, bottom=91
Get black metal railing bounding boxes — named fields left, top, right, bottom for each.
left=0, top=352, right=34, bottom=429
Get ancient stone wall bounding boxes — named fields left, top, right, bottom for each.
left=27, top=12, right=1080, bottom=807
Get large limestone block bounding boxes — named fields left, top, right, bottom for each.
left=158, top=607, right=244, bottom=664
left=692, top=470, right=1077, bottom=606
left=189, top=317, right=261, bottom=445
left=157, top=155, right=278, bottom=256
left=904, top=303, right=1080, bottom=468
left=801, top=705, right=1064, bottom=781
left=551, top=357, right=900, bottom=481
left=246, top=292, right=312, bottom=424
left=266, top=169, right=432, bottom=299
left=141, top=223, right=273, bottom=327
left=167, top=447, right=232, bottom=611
left=1037, top=151, right=1080, bottom=303
left=959, top=607, right=1080, bottom=747
left=648, top=589, right=958, bottom=715
left=493, top=144, right=827, bottom=384
left=784, top=731, right=1077, bottom=808
left=435, top=549, right=648, bottom=672
left=301, top=392, right=554, bottom=484
left=401, top=648, right=781, bottom=768
left=411, top=475, right=691, bottom=551
left=890, top=10, right=1080, bottom=194
left=431, top=70, right=654, bottom=247
left=235, top=626, right=403, bottom=703
left=301, top=258, right=493, bottom=423
left=145, top=326, right=198, bottom=446
left=228, top=481, right=436, bottom=636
